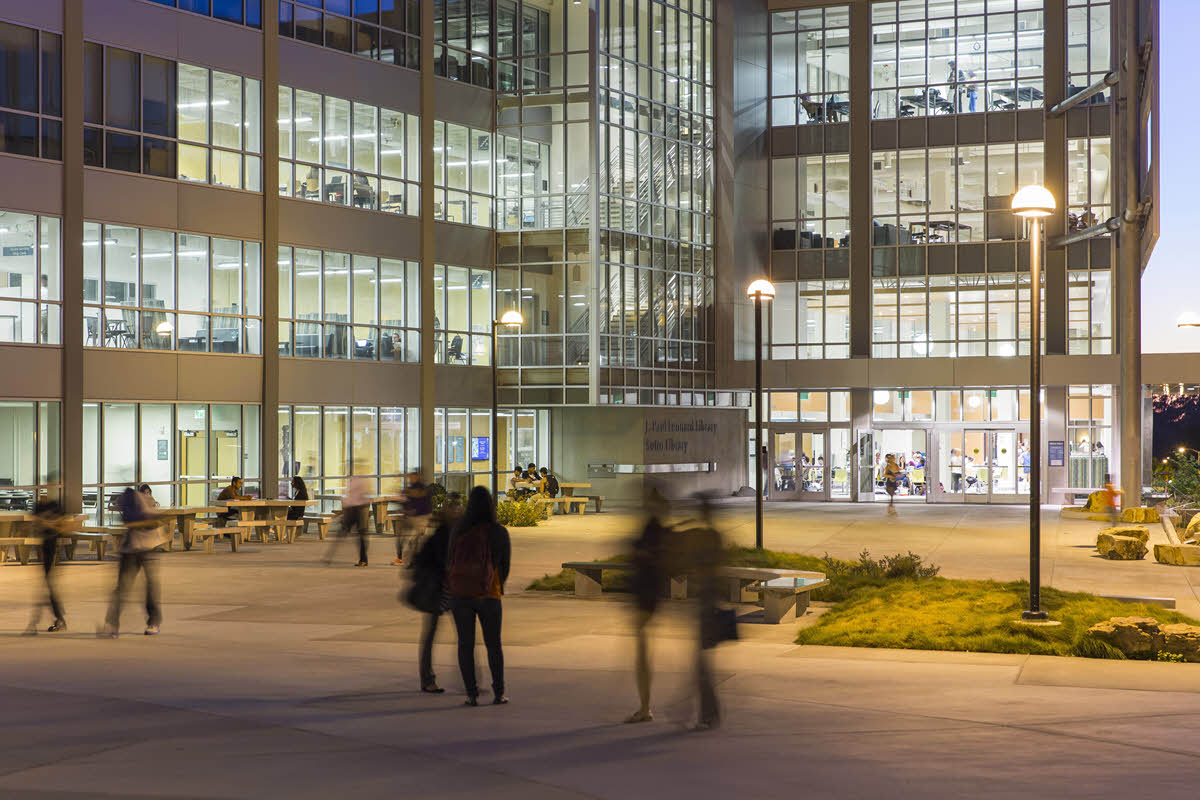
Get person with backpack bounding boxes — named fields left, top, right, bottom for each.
left=406, top=492, right=462, bottom=693
left=102, top=487, right=165, bottom=637
left=540, top=467, right=559, bottom=498
left=446, top=486, right=511, bottom=706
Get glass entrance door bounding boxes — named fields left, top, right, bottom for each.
left=770, top=429, right=828, bottom=500
left=932, top=428, right=1026, bottom=502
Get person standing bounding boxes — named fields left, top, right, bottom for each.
left=25, top=496, right=74, bottom=634
left=883, top=454, right=904, bottom=514
left=407, top=492, right=462, bottom=693
left=102, top=487, right=164, bottom=637
left=446, top=486, right=511, bottom=706
left=625, top=487, right=671, bottom=723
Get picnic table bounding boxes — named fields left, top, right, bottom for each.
left=366, top=494, right=405, bottom=536
left=558, top=483, right=591, bottom=497
left=156, top=506, right=225, bottom=550
left=223, top=499, right=316, bottom=544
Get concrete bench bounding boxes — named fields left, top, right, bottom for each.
left=552, top=496, right=591, bottom=515
left=55, top=531, right=112, bottom=562
left=191, top=525, right=244, bottom=553
left=302, top=514, right=334, bottom=541
left=0, top=537, right=41, bottom=565
left=583, top=496, right=604, bottom=513
left=743, top=576, right=831, bottom=623
left=561, top=561, right=687, bottom=600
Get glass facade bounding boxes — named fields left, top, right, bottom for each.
left=1067, top=0, right=1111, bottom=100
left=596, top=0, right=715, bottom=406
left=0, top=212, right=61, bottom=345
left=146, top=0, right=264, bottom=27
left=871, top=0, right=1045, bottom=119
left=83, top=223, right=262, bottom=353
left=433, top=264, right=492, bottom=365
left=0, top=401, right=61, bottom=507
left=83, top=401, right=260, bottom=519
left=0, top=20, right=62, bottom=161
left=83, top=47, right=262, bottom=189
left=279, top=86, right=420, bottom=215
left=279, top=0, right=419, bottom=69
left=769, top=7, right=850, bottom=126
left=433, top=120, right=494, bottom=226
left=278, top=246, right=420, bottom=361
left=433, top=406, right=549, bottom=494
left=278, top=403, right=419, bottom=507
left=1066, top=384, right=1112, bottom=488
left=434, top=0, right=495, bottom=88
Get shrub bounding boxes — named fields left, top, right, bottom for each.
left=496, top=499, right=540, bottom=527
left=428, top=482, right=447, bottom=512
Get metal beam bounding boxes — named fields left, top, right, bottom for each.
left=1047, top=217, right=1122, bottom=249
left=1047, top=71, right=1118, bottom=118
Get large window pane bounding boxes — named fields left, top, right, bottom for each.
left=177, top=63, right=210, bottom=144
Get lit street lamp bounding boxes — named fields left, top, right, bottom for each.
left=491, top=309, right=523, bottom=500
left=1012, top=184, right=1054, bottom=621
left=746, top=278, right=775, bottom=549
left=1177, top=312, right=1200, bottom=328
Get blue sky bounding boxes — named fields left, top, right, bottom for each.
left=1142, top=0, right=1196, bottom=352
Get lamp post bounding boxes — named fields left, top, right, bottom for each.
left=491, top=310, right=523, bottom=501
left=746, top=279, right=775, bottom=550
left=1012, top=184, right=1055, bottom=621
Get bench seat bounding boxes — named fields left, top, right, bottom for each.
left=302, top=514, right=334, bottom=541
left=191, top=526, right=244, bottom=553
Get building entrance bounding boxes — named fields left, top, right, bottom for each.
left=767, top=427, right=851, bottom=501
left=929, top=428, right=1028, bottom=503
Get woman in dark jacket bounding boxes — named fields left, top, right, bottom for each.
left=287, top=476, right=308, bottom=521
left=446, top=486, right=511, bottom=706
left=409, top=492, right=461, bottom=693
left=626, top=487, right=670, bottom=723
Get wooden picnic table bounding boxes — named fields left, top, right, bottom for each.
left=313, top=494, right=406, bottom=535
left=558, top=483, right=591, bottom=497
left=223, top=499, right=317, bottom=544
left=156, top=506, right=224, bottom=550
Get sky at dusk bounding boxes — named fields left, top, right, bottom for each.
left=1141, top=0, right=1198, bottom=352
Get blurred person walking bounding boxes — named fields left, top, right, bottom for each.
left=883, top=454, right=903, bottom=515
left=1102, top=473, right=1123, bottom=527
left=688, top=494, right=732, bottom=730
left=405, top=491, right=462, bottom=693
left=102, top=487, right=165, bottom=637
left=393, top=469, right=432, bottom=566
left=446, top=486, right=511, bottom=706
left=625, top=486, right=672, bottom=723
left=328, top=475, right=370, bottom=567
left=25, top=496, right=75, bottom=634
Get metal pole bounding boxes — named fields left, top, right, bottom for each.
left=1023, top=218, right=1048, bottom=620
left=491, top=321, right=499, bottom=505
left=754, top=294, right=764, bottom=550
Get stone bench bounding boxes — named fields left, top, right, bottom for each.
left=302, top=514, right=334, bottom=541
left=743, top=576, right=831, bottom=623
left=55, top=531, right=112, bottom=562
left=561, top=561, right=688, bottom=600
left=191, top=526, right=244, bottom=553
left=553, top=497, right=591, bottom=515
left=0, top=537, right=41, bottom=565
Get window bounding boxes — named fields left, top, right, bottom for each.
left=770, top=7, right=850, bottom=126
left=83, top=46, right=261, bottom=189
left=871, top=0, right=1045, bottom=119
left=279, top=404, right=418, bottom=509
left=1067, top=0, right=1111, bottom=101
left=82, top=402, right=260, bottom=518
left=0, top=211, right=61, bottom=344
left=434, top=406, right=550, bottom=494
left=1066, top=384, right=1112, bottom=488
left=82, top=222, right=262, bottom=353
left=146, top=0, right=263, bottom=27
left=0, top=21, right=62, bottom=160
left=433, top=121, right=494, bottom=227
left=279, top=0, right=419, bottom=69
left=767, top=390, right=850, bottom=422
left=433, top=264, right=492, bottom=365
left=1067, top=269, right=1110, bottom=355
left=436, top=0, right=494, bottom=88
left=767, top=279, right=850, bottom=360
left=278, top=246, right=419, bottom=361
left=279, top=86, right=419, bottom=215
left=1067, top=136, right=1111, bottom=230
left=0, top=401, right=60, bottom=503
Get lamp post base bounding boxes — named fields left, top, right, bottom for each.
left=1018, top=610, right=1057, bottom=626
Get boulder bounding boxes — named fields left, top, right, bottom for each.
left=1098, top=526, right=1149, bottom=544
left=1186, top=514, right=1200, bottom=540
left=1085, top=490, right=1109, bottom=512
left=1096, top=533, right=1148, bottom=560
left=1087, top=617, right=1165, bottom=658
left=1154, top=543, right=1200, bottom=566
left=1160, top=623, right=1200, bottom=662
left=1121, top=507, right=1160, bottom=524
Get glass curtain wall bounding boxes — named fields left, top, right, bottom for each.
left=278, top=246, right=420, bottom=361
left=596, top=0, right=715, bottom=407
left=433, top=120, right=494, bottom=226
left=1066, top=136, right=1112, bottom=355
left=279, top=86, right=420, bottom=215
left=433, top=406, right=550, bottom=494
left=494, top=0, right=591, bottom=406
left=0, top=401, right=61, bottom=508
left=871, top=0, right=1045, bottom=119
left=83, top=223, right=262, bottom=353
left=146, top=0, right=264, bottom=27
left=0, top=212, right=61, bottom=345
left=435, top=0, right=494, bottom=87
left=279, top=0, right=419, bottom=68
left=433, top=264, right=492, bottom=364
left=1066, top=384, right=1112, bottom=488
left=1067, top=0, right=1111, bottom=100
left=83, top=47, right=262, bottom=189
left=0, top=20, right=62, bottom=161
left=82, top=402, right=260, bottom=520
left=769, top=7, right=850, bottom=126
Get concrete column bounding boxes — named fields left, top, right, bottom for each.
left=1042, top=0, right=1067, bottom=355
left=261, top=1, right=280, bottom=497
left=849, top=387, right=871, bottom=502
left=60, top=0, right=83, bottom=512
left=587, top=1, right=600, bottom=405
left=848, top=2, right=871, bottom=359
left=1043, top=385, right=1067, bottom=502
left=419, top=0, right=436, bottom=475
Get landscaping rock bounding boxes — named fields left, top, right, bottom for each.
left=1098, top=526, right=1149, bottom=544
left=1085, top=490, right=1109, bottom=512
left=1121, top=507, right=1160, bottom=524
left=1160, top=624, right=1200, bottom=662
left=1185, top=514, right=1200, bottom=540
left=1154, top=543, right=1200, bottom=566
left=1095, top=533, right=1148, bottom=560
left=1087, top=617, right=1164, bottom=658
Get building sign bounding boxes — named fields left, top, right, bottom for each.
left=157, top=439, right=169, bottom=460
left=471, top=436, right=489, bottom=461
left=3, top=246, right=33, bottom=257
left=1048, top=440, right=1065, bottom=467
left=643, top=416, right=720, bottom=463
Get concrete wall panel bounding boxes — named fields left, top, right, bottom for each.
left=279, top=198, right=420, bottom=259
left=0, top=0, right=62, bottom=30
left=0, top=346, right=61, bottom=398
left=279, top=40, right=419, bottom=113
left=177, top=183, right=263, bottom=240
left=433, top=223, right=493, bottom=268
left=0, top=156, right=63, bottom=215
left=279, top=360, right=422, bottom=406
left=84, top=170, right=179, bottom=230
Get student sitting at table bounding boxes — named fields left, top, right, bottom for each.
left=507, top=468, right=532, bottom=501
left=539, top=467, right=559, bottom=498
left=287, top=476, right=309, bottom=521
left=137, top=483, right=159, bottom=509
left=216, top=476, right=250, bottom=527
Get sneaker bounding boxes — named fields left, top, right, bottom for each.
left=463, top=695, right=479, bottom=707
left=421, top=684, right=446, bottom=694
left=144, top=624, right=160, bottom=636
left=21, top=626, right=37, bottom=636
left=391, top=558, right=404, bottom=566
left=355, top=561, right=369, bottom=567
left=624, top=709, right=653, bottom=723
left=98, top=624, right=118, bottom=639
left=47, top=620, right=67, bottom=633
left=492, top=695, right=509, bottom=705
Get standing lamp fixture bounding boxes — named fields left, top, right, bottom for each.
left=1012, top=184, right=1054, bottom=622
left=491, top=310, right=524, bottom=503
left=746, top=279, right=775, bottom=549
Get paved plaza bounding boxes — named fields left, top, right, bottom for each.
left=3, top=504, right=1200, bottom=798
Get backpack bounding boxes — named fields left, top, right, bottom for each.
left=545, top=474, right=560, bottom=497
left=447, top=524, right=495, bottom=598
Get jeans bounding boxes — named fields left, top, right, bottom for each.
left=106, top=551, right=162, bottom=630
left=451, top=596, right=504, bottom=697
left=419, top=611, right=441, bottom=687
left=35, top=539, right=65, bottom=624
left=325, top=506, right=368, bottom=564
